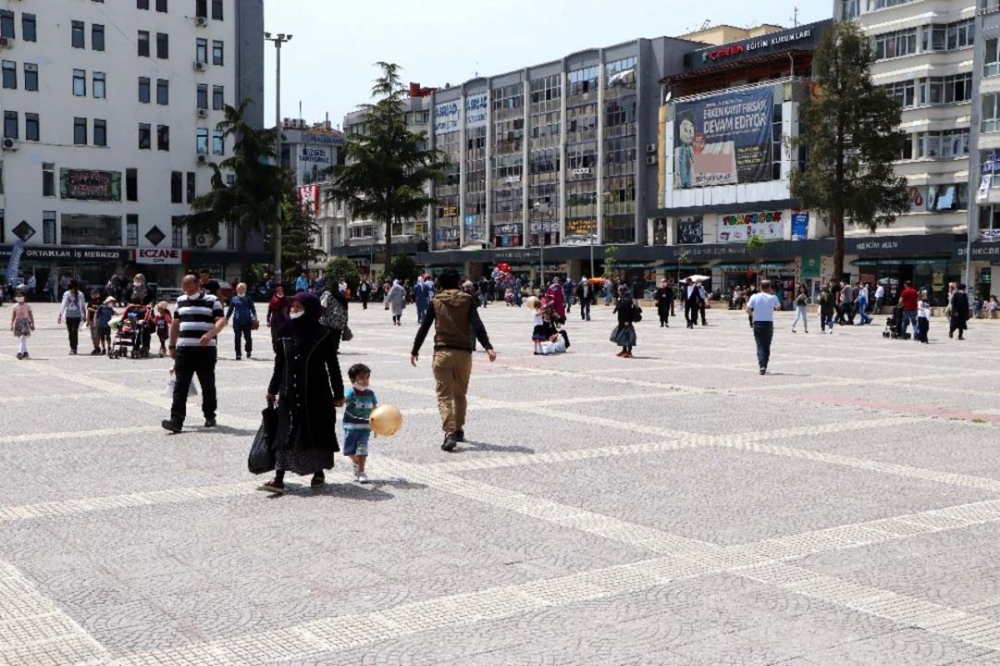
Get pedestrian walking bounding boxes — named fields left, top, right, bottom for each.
left=874, top=282, right=886, bottom=315
left=58, top=280, right=86, bottom=355
left=839, top=280, right=855, bottom=325
left=343, top=363, right=378, bottom=484
left=668, top=280, right=677, bottom=317
left=386, top=279, right=406, bottom=325
left=162, top=274, right=227, bottom=433
left=603, top=279, right=614, bottom=306
left=10, top=288, right=34, bottom=360
left=697, top=280, right=709, bottom=326
left=153, top=302, right=172, bottom=357
left=267, top=285, right=290, bottom=355
left=791, top=285, right=809, bottom=333
left=259, top=292, right=344, bottom=494
left=411, top=268, right=496, bottom=452
left=950, top=283, right=971, bottom=341
left=96, top=297, right=115, bottom=356
left=295, top=272, right=309, bottom=293
left=654, top=279, right=672, bottom=327
left=576, top=277, right=594, bottom=321
left=86, top=289, right=104, bottom=355
left=857, top=282, right=872, bottom=325
left=899, top=280, right=920, bottom=341
left=563, top=278, right=575, bottom=316
left=415, top=276, right=432, bottom=324
left=819, top=285, right=836, bottom=334
left=545, top=278, right=566, bottom=323
left=359, top=279, right=371, bottom=310
left=683, top=278, right=699, bottom=329
left=226, top=282, right=258, bottom=360
left=747, top=279, right=781, bottom=375
left=612, top=285, right=640, bottom=358
left=917, top=291, right=931, bottom=343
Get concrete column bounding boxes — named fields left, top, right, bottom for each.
left=596, top=54, right=606, bottom=245
left=558, top=69, right=568, bottom=244
left=521, top=70, right=530, bottom=249
left=459, top=90, right=468, bottom=248
left=485, top=79, right=493, bottom=249
left=429, top=92, right=437, bottom=251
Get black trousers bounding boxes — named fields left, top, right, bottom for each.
left=65, top=317, right=82, bottom=352
left=699, top=301, right=707, bottom=325
left=361, top=293, right=368, bottom=310
left=580, top=300, right=591, bottom=320
left=753, top=321, right=774, bottom=369
left=233, top=324, right=252, bottom=357
left=684, top=300, right=699, bottom=326
left=170, top=347, right=218, bottom=425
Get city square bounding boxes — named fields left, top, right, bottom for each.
left=3, top=302, right=1000, bottom=665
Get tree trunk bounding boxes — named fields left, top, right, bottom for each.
left=834, top=106, right=846, bottom=281
left=238, top=225, right=250, bottom=282
left=383, top=215, right=393, bottom=278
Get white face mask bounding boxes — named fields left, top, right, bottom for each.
left=289, top=311, right=304, bottom=320
left=15, top=296, right=24, bottom=303
left=351, top=382, right=368, bottom=392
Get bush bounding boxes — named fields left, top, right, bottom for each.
left=325, top=256, right=361, bottom=293
left=388, top=254, right=420, bottom=283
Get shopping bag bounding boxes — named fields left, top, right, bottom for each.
left=248, top=404, right=277, bottom=475
left=609, top=326, right=620, bottom=343
left=166, top=371, right=199, bottom=397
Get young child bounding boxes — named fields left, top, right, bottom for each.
left=531, top=301, right=551, bottom=355
left=154, top=301, right=172, bottom=357
left=96, top=297, right=116, bottom=355
left=86, top=289, right=103, bottom=355
left=917, top=291, right=931, bottom=344
left=10, top=288, right=34, bottom=360
left=343, top=363, right=378, bottom=484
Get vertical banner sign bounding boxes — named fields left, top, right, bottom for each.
left=674, top=87, right=773, bottom=189
left=465, top=94, right=488, bottom=130
left=5, top=239, right=24, bottom=284
left=434, top=100, right=461, bottom=135
left=297, top=185, right=320, bottom=216
left=790, top=211, right=809, bottom=240
left=716, top=211, right=784, bottom=244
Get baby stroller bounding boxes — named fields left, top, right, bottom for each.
left=111, top=305, right=152, bottom=358
left=882, top=305, right=905, bottom=340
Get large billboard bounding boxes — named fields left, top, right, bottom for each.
left=60, top=169, right=122, bottom=201
left=434, top=100, right=461, bottom=135
left=674, top=87, right=773, bottom=189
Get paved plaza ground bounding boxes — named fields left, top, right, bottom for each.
left=3, top=299, right=1000, bottom=665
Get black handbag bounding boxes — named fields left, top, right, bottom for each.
left=247, top=404, right=277, bottom=475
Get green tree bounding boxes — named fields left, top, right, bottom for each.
left=388, top=254, right=420, bottom=282
left=604, top=244, right=620, bottom=280
left=325, top=256, right=361, bottom=293
left=746, top=233, right=766, bottom=285
left=187, top=100, right=286, bottom=280
left=264, top=180, right=325, bottom=276
left=326, top=62, right=447, bottom=265
left=675, top=249, right=691, bottom=283
left=791, top=22, right=909, bottom=281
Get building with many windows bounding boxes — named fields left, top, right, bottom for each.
left=0, top=0, right=264, bottom=289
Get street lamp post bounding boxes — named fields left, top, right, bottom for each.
left=265, top=31, right=292, bottom=285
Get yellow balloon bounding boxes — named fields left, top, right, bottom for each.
left=524, top=296, right=539, bottom=310
left=369, top=405, right=403, bottom=437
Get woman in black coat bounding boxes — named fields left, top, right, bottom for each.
left=260, top=292, right=344, bottom=494
left=612, top=286, right=639, bottom=358
left=654, top=279, right=672, bottom=328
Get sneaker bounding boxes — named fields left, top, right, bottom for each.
left=352, top=462, right=360, bottom=479
left=441, top=434, right=458, bottom=452
left=792, top=329, right=797, bottom=333
left=161, top=419, right=183, bottom=433
left=247, top=352, right=252, bottom=359
left=311, top=473, right=325, bottom=487
left=358, top=473, right=370, bottom=484
left=258, top=479, right=284, bottom=494
left=15, top=353, right=23, bottom=360
left=455, top=429, right=465, bottom=442
left=235, top=356, right=242, bottom=361
left=204, top=418, right=217, bottom=428
left=759, top=367, right=767, bottom=375
left=90, top=349, right=101, bottom=356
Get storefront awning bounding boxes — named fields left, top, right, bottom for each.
left=714, top=262, right=790, bottom=271
left=851, top=258, right=950, bottom=267
left=649, top=264, right=706, bottom=270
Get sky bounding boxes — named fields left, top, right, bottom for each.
left=262, top=0, right=830, bottom=129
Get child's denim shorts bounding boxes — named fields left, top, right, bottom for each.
left=343, top=430, right=371, bottom=457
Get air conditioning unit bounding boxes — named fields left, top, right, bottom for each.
left=0, top=37, right=12, bottom=49
left=195, top=234, right=212, bottom=248
left=645, top=155, right=657, bottom=166
left=197, top=108, right=208, bottom=119
left=197, top=154, right=207, bottom=165
left=195, top=16, right=208, bottom=27
left=645, top=143, right=657, bottom=154
left=193, top=61, right=206, bottom=72
left=2, top=138, right=17, bottom=151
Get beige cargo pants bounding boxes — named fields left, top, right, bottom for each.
left=432, top=350, right=473, bottom=434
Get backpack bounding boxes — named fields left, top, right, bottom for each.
left=320, top=291, right=353, bottom=341
left=632, top=304, right=643, bottom=323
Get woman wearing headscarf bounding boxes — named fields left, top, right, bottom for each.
left=415, top=275, right=432, bottom=324
left=612, top=285, right=639, bottom=358
left=545, top=277, right=566, bottom=324
left=266, top=285, right=290, bottom=354
left=387, top=279, right=406, bottom=326
left=260, top=292, right=344, bottom=494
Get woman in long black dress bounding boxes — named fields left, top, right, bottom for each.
left=260, top=292, right=344, bottom=494
left=654, top=279, right=672, bottom=328
left=612, top=286, right=639, bottom=358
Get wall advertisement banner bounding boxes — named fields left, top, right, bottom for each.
left=434, top=100, right=461, bottom=135
left=60, top=169, right=122, bottom=201
left=5, top=240, right=24, bottom=283
left=677, top=218, right=704, bottom=244
left=791, top=211, right=809, bottom=240
left=674, top=87, right=773, bottom=189
left=716, top=210, right=784, bottom=244
left=136, top=248, right=182, bottom=265
left=465, top=94, right=488, bottom=130
left=297, top=185, right=320, bottom=216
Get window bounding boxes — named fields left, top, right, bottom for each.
left=126, top=168, right=138, bottom=202
left=0, top=11, right=14, bottom=39
left=72, top=21, right=85, bottom=49
left=156, top=78, right=168, bottom=105
left=139, top=123, right=151, bottom=149
left=21, top=14, right=35, bottom=42
left=196, top=127, right=208, bottom=154
left=186, top=172, right=195, bottom=202
left=92, top=24, right=105, bottom=51
left=926, top=183, right=967, bottom=211
left=43, top=163, right=55, bottom=197
left=126, top=215, right=139, bottom=246
left=155, top=0, right=168, bottom=12
left=196, top=84, right=208, bottom=109
left=874, top=29, right=917, bottom=60
left=212, top=40, right=224, bottom=66
left=212, top=129, right=224, bottom=155
left=172, top=217, right=184, bottom=248
left=74, top=117, right=87, bottom=145
left=196, top=38, right=208, bottom=63
left=918, top=74, right=973, bottom=105
left=138, top=31, right=150, bottom=57
left=922, top=19, right=975, bottom=52
left=2, top=61, right=15, bottom=90
left=156, top=33, right=168, bottom=59
left=73, top=70, right=86, bottom=96
left=196, top=0, right=207, bottom=17
left=43, top=212, right=56, bottom=245
left=157, top=124, right=169, bottom=151
left=170, top=171, right=182, bottom=203
left=3, top=111, right=16, bottom=139
left=25, top=113, right=38, bottom=141
left=137, top=0, right=149, bottom=8
left=883, top=80, right=915, bottom=108
left=212, top=0, right=223, bottom=20
left=93, top=72, right=106, bottom=99
left=916, top=129, right=970, bottom=158
left=138, top=77, right=150, bottom=103
left=987, top=39, right=1000, bottom=78
left=212, top=85, right=224, bottom=110
left=24, top=64, right=37, bottom=92
left=842, top=0, right=860, bottom=18
left=94, top=119, right=106, bottom=147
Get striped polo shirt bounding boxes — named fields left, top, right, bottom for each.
left=174, top=291, right=224, bottom=348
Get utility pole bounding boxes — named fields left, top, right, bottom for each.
left=265, top=32, right=292, bottom=284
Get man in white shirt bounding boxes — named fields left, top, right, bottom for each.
left=874, top=283, right=886, bottom=315
left=746, top=279, right=781, bottom=375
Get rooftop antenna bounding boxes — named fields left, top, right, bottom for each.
left=700, top=19, right=711, bottom=30
left=791, top=6, right=799, bottom=27
left=298, top=100, right=302, bottom=120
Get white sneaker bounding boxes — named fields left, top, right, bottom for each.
left=352, top=463, right=360, bottom=479
left=357, top=473, right=370, bottom=484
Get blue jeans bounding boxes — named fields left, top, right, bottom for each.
left=792, top=305, right=807, bottom=331
left=821, top=314, right=835, bottom=332
left=752, top=321, right=774, bottom=370
left=858, top=299, right=871, bottom=324
left=901, top=310, right=919, bottom=339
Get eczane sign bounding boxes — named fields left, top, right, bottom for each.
left=136, top=248, right=182, bottom=265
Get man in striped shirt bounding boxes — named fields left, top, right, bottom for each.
left=162, top=274, right=228, bottom=433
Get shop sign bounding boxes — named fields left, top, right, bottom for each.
left=493, top=223, right=522, bottom=247
left=694, top=24, right=822, bottom=67
left=302, top=132, right=344, bottom=146
left=300, top=146, right=331, bottom=164
left=674, top=87, right=773, bottom=189
left=678, top=218, right=704, bottom=244
left=60, top=169, right=122, bottom=202
left=791, top=211, right=809, bottom=241
left=979, top=229, right=1000, bottom=242
left=802, top=254, right=821, bottom=279
left=564, top=219, right=597, bottom=246
left=465, top=94, right=488, bottom=130
left=136, top=248, right=182, bottom=265
left=0, top=247, right=130, bottom=262
left=717, top=211, right=783, bottom=244
left=434, top=100, right=461, bottom=134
